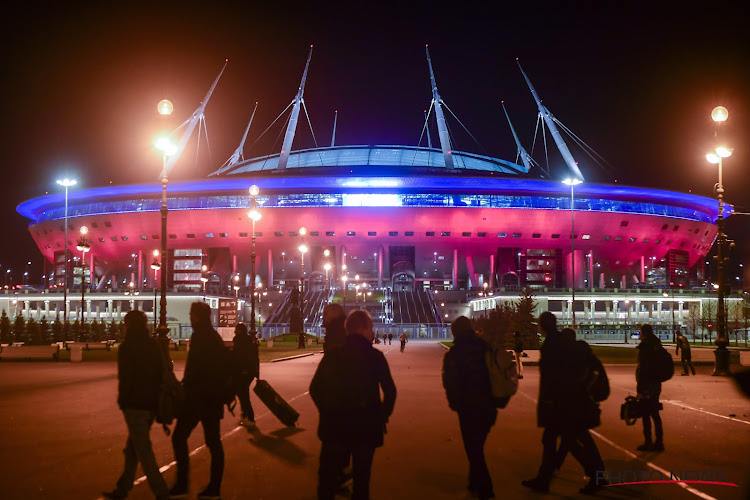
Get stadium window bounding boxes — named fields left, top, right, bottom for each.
left=238, top=233, right=247, bottom=237
left=121, top=236, right=128, bottom=241
left=614, top=236, right=622, bottom=241
left=326, top=231, right=335, bottom=236
left=478, top=232, right=486, bottom=237
left=426, top=231, right=435, bottom=236
left=497, top=232, right=507, bottom=237
left=680, top=241, right=686, bottom=247
left=655, top=239, right=661, bottom=243
left=274, top=232, right=283, bottom=237
left=582, top=234, right=591, bottom=240
left=254, top=232, right=262, bottom=237
left=220, top=233, right=228, bottom=238
left=206, top=233, right=215, bottom=238
left=91, top=223, right=99, bottom=229
left=462, top=232, right=471, bottom=237
left=661, top=224, right=669, bottom=230
left=673, top=225, right=679, bottom=231
left=140, top=235, right=148, bottom=240
left=643, top=238, right=650, bottom=242
left=347, top=231, right=356, bottom=236
left=532, top=233, right=541, bottom=238
left=389, top=231, right=398, bottom=236
left=98, top=237, right=105, bottom=243
left=694, top=228, right=700, bottom=234
left=169, top=234, right=177, bottom=239
left=603, top=236, right=611, bottom=241
left=441, top=232, right=451, bottom=236
left=512, top=233, right=521, bottom=238
left=289, top=231, right=299, bottom=237
left=630, top=237, right=636, bottom=242
left=111, top=236, right=118, bottom=241
left=666, top=240, right=671, bottom=245
left=152, top=235, right=159, bottom=239
left=368, top=232, right=377, bottom=236
left=310, top=231, right=319, bottom=236
left=551, top=234, right=560, bottom=239
left=620, top=221, right=629, bottom=227
left=405, top=231, right=414, bottom=236
left=104, top=221, right=112, bottom=228
left=187, top=234, right=196, bottom=238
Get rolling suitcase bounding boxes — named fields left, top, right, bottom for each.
left=253, top=379, right=300, bottom=427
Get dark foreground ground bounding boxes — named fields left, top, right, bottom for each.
left=0, top=343, right=748, bottom=499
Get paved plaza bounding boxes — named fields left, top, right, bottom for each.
left=0, top=343, right=748, bottom=499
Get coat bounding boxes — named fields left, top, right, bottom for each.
left=182, top=323, right=228, bottom=420
left=442, top=332, right=496, bottom=420
left=232, top=333, right=259, bottom=378
left=636, top=335, right=663, bottom=397
left=537, top=330, right=600, bottom=430
left=310, top=334, right=397, bottom=447
left=117, top=333, right=163, bottom=411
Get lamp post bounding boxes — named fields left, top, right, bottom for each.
left=299, top=227, right=307, bottom=294
left=248, top=185, right=261, bottom=337
left=324, top=263, right=331, bottom=293
left=342, top=275, right=348, bottom=306
left=154, top=131, right=177, bottom=343
left=706, top=105, right=732, bottom=376
left=56, top=178, right=77, bottom=338
left=201, top=264, right=209, bottom=296
left=563, top=178, right=582, bottom=328
left=151, top=250, right=160, bottom=330
left=76, top=226, right=90, bottom=324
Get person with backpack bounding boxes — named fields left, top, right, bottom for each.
left=442, top=316, right=497, bottom=500
left=232, top=323, right=259, bottom=428
left=522, top=312, right=606, bottom=495
left=102, top=311, right=169, bottom=500
left=636, top=324, right=667, bottom=452
left=170, top=302, right=229, bottom=500
left=675, top=332, right=696, bottom=376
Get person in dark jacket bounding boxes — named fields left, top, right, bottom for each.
left=310, top=309, right=397, bottom=500
left=388, top=332, right=393, bottom=345
left=522, top=312, right=606, bottom=495
left=513, top=331, right=525, bottom=379
left=322, top=303, right=346, bottom=353
left=636, top=324, right=665, bottom=451
left=675, top=332, right=695, bottom=376
left=170, top=302, right=228, bottom=500
left=442, top=316, right=497, bottom=500
left=232, top=323, right=259, bottom=427
left=103, top=310, right=169, bottom=500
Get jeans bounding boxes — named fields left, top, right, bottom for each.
left=234, top=374, right=254, bottom=421
left=458, top=411, right=496, bottom=499
left=641, top=397, right=663, bottom=443
left=171, top=410, right=224, bottom=491
left=114, top=408, right=168, bottom=497
left=318, top=442, right=375, bottom=500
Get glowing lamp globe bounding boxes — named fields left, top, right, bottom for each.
left=711, top=106, right=728, bottom=123
left=157, top=99, right=174, bottom=116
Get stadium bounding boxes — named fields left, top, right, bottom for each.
left=11, top=49, right=728, bottom=339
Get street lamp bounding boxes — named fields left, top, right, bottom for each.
left=151, top=250, right=160, bottom=330
left=76, top=226, right=90, bottom=324
left=706, top=105, right=732, bottom=376
left=154, top=132, right=177, bottom=343
left=201, top=264, right=209, bottom=296
left=56, top=178, right=77, bottom=336
left=248, top=185, right=261, bottom=337
left=563, top=178, right=582, bottom=328
left=299, top=226, right=307, bottom=294
left=324, top=263, right=331, bottom=293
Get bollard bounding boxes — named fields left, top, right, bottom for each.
left=70, top=346, right=83, bottom=363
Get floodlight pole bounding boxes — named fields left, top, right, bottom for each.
left=156, top=155, right=170, bottom=347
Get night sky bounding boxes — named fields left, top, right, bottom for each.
left=2, top=3, right=749, bottom=286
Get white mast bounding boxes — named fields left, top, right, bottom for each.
left=501, top=101, right=533, bottom=173
left=517, top=59, right=583, bottom=180
left=278, top=46, right=313, bottom=170
left=330, top=109, right=338, bottom=148
left=165, top=60, right=227, bottom=176
left=425, top=45, right=454, bottom=169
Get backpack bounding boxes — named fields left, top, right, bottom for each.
left=485, top=346, right=519, bottom=408
left=586, top=353, right=610, bottom=402
left=156, top=369, right=185, bottom=435
left=655, top=345, right=675, bottom=382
